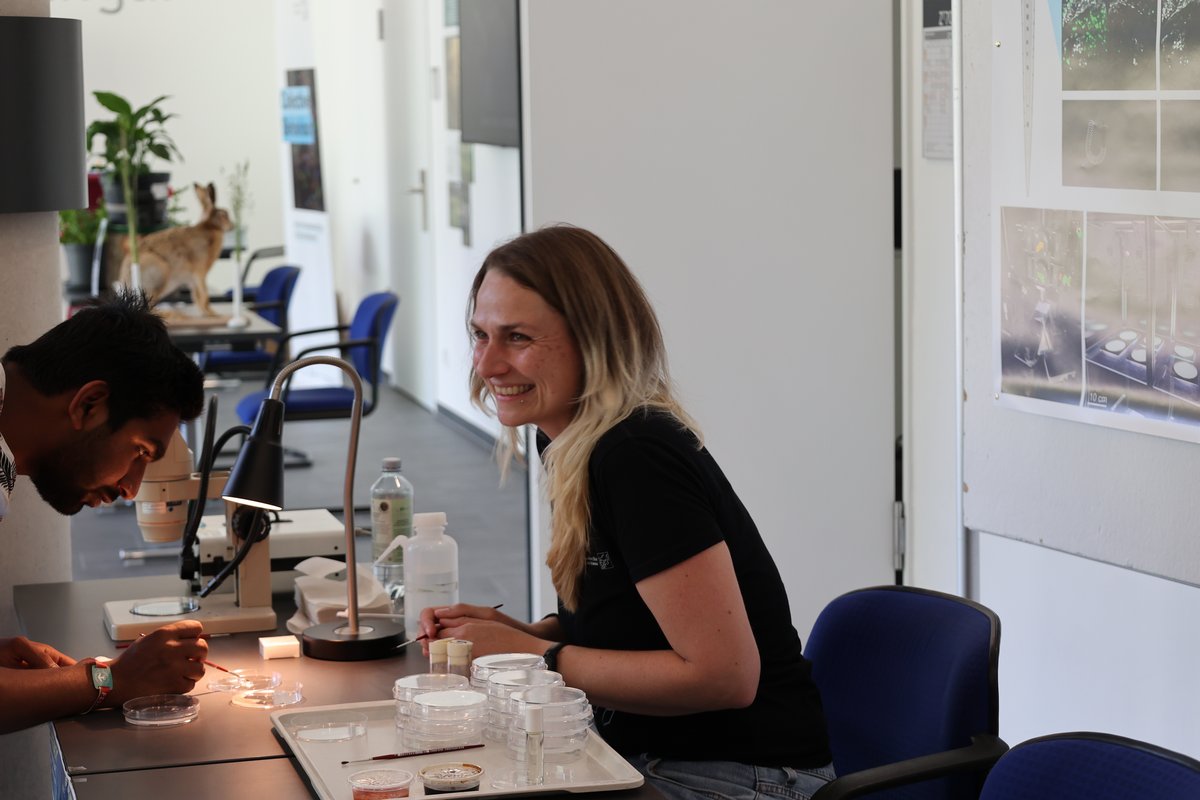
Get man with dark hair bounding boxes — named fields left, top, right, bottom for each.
left=0, top=290, right=208, bottom=733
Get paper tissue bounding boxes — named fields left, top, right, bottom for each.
left=288, top=556, right=394, bottom=634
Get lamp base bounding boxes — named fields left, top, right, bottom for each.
left=301, top=618, right=406, bottom=661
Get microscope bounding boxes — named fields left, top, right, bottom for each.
left=102, top=418, right=277, bottom=640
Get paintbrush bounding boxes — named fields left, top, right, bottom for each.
left=341, top=743, right=485, bottom=766
left=394, top=604, right=504, bottom=649
left=200, top=658, right=236, bottom=675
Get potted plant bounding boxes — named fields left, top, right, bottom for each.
left=85, top=91, right=183, bottom=266
left=58, top=199, right=106, bottom=292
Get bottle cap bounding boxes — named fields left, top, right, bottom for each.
left=524, top=705, right=543, bottom=733
left=413, top=511, right=447, bottom=530
left=429, top=638, right=449, bottom=657
left=382, top=457, right=401, bottom=470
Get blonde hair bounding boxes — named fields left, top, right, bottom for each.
left=467, top=224, right=699, bottom=610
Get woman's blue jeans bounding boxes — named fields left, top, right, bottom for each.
left=628, top=754, right=836, bottom=800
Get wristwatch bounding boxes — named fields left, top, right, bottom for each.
left=543, top=641, right=567, bottom=673
left=81, top=659, right=113, bottom=715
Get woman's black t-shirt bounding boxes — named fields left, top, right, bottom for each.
left=550, top=410, right=830, bottom=767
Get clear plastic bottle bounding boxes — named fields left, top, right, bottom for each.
left=404, top=512, right=459, bottom=637
left=371, top=458, right=413, bottom=615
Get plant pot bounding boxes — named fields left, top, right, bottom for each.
left=62, top=242, right=95, bottom=291
left=100, top=171, right=171, bottom=230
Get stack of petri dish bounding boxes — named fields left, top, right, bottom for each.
left=392, top=673, right=470, bottom=732
left=508, top=685, right=593, bottom=763
left=469, top=652, right=546, bottom=690
left=483, top=668, right=564, bottom=742
left=403, top=689, right=488, bottom=751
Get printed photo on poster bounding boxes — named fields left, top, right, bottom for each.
left=287, top=68, right=325, bottom=212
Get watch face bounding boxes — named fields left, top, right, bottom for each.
left=92, top=664, right=114, bottom=689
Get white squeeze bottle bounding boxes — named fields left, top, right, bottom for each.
left=404, top=512, right=459, bottom=636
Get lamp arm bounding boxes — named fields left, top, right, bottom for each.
left=270, top=356, right=363, bottom=633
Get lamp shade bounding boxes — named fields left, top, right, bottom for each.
left=0, top=16, right=86, bottom=213
left=222, top=398, right=285, bottom=510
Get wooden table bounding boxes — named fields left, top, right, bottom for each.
left=161, top=301, right=280, bottom=353
left=15, top=576, right=662, bottom=800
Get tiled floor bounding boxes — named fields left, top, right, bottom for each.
left=70, top=382, right=532, bottom=622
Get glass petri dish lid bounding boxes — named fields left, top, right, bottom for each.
left=123, top=693, right=199, bottom=727
left=288, top=710, right=368, bottom=743
left=208, top=669, right=282, bottom=693
left=230, top=679, right=304, bottom=709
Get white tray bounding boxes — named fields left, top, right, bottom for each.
left=271, top=700, right=644, bottom=800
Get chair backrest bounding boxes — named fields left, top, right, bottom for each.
left=348, top=291, right=399, bottom=386
left=804, top=585, right=1000, bottom=799
left=980, top=732, right=1200, bottom=800
left=253, top=265, right=301, bottom=328
left=240, top=245, right=286, bottom=286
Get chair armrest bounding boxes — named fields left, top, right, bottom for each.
left=276, top=323, right=348, bottom=344
left=249, top=299, right=283, bottom=313
left=274, top=338, right=378, bottom=392
left=810, top=734, right=1008, bottom=800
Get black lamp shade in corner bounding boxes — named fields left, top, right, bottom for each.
left=0, top=16, right=86, bottom=213
left=222, top=399, right=286, bottom=511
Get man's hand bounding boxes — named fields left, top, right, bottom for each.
left=0, top=637, right=74, bottom=669
left=107, top=620, right=208, bottom=707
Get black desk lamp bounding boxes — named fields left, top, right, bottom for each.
left=222, top=355, right=405, bottom=660
left=0, top=17, right=86, bottom=213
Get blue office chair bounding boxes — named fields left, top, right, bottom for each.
left=234, top=291, right=399, bottom=468
left=199, top=265, right=301, bottom=375
left=218, top=245, right=286, bottom=303
left=806, top=586, right=1008, bottom=799
left=979, top=732, right=1200, bottom=799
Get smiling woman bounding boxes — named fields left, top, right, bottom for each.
left=419, top=225, right=835, bottom=800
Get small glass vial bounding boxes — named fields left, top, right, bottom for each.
left=524, top=706, right=544, bottom=786
left=429, top=638, right=449, bottom=674
left=447, top=639, right=472, bottom=678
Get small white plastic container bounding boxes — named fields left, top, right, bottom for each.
left=483, top=668, right=563, bottom=742
left=403, top=689, right=487, bottom=751
left=392, top=673, right=470, bottom=730
left=508, top=685, right=593, bottom=763
left=469, top=652, right=546, bottom=689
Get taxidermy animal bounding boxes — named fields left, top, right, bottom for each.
left=118, top=182, right=233, bottom=316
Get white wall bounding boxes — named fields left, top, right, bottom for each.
left=312, top=0, right=390, bottom=322
left=51, top=0, right=284, bottom=291
left=522, top=0, right=897, bottom=634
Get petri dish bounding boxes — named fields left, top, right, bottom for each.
left=1119, top=329, right=1139, bottom=342
left=208, top=669, right=281, bottom=693
left=1176, top=344, right=1197, bottom=361
left=130, top=596, right=199, bottom=616
left=348, top=768, right=414, bottom=799
left=230, top=679, right=303, bottom=709
left=289, top=710, right=368, bottom=743
left=420, top=762, right=484, bottom=794
left=1130, top=348, right=1147, bottom=364
left=1174, top=361, right=1199, bottom=381
left=123, top=694, right=199, bottom=727
left=1104, top=339, right=1126, bottom=354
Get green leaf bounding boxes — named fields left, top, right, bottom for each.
left=94, top=91, right=132, bottom=117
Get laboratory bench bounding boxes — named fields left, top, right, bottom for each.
left=15, top=575, right=662, bottom=800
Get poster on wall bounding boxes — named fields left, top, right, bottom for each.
left=286, top=68, right=325, bottom=212
left=992, top=0, right=1200, bottom=443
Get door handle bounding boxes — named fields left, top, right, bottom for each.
left=408, top=169, right=428, bottom=232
